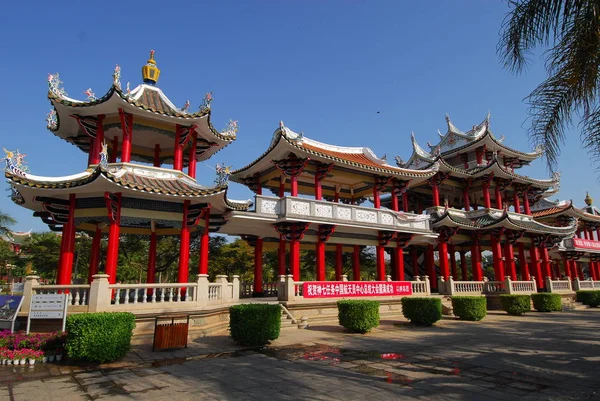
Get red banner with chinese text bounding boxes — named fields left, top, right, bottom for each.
left=573, top=238, right=600, bottom=251
left=302, top=281, right=413, bottom=298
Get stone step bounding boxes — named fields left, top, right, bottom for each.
left=561, top=301, right=589, bottom=311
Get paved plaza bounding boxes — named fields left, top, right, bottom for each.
left=1, top=310, right=600, bottom=400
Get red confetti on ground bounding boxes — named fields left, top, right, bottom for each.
left=452, top=367, right=461, bottom=376
left=386, top=373, right=393, bottom=383
left=381, top=353, right=403, bottom=360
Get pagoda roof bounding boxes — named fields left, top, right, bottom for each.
left=398, top=114, right=544, bottom=169
left=1, top=230, right=32, bottom=245
left=532, top=199, right=600, bottom=223
left=429, top=207, right=577, bottom=236
left=232, top=122, right=438, bottom=181
left=5, top=163, right=251, bottom=213
left=46, top=62, right=237, bottom=164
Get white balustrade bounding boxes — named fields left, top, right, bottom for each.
left=239, top=282, right=279, bottom=298
left=110, top=283, right=196, bottom=305
left=32, top=285, right=90, bottom=306
left=255, top=195, right=431, bottom=232
left=546, top=277, right=573, bottom=293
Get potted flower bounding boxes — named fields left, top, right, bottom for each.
left=45, top=349, right=55, bottom=363
left=13, top=349, right=26, bottom=365
left=0, top=348, right=9, bottom=365
left=55, top=347, right=64, bottom=362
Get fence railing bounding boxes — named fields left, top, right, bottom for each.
left=239, top=282, right=279, bottom=298
left=572, top=278, right=600, bottom=291
left=545, top=277, right=573, bottom=293
left=439, top=276, right=537, bottom=296
left=20, top=274, right=240, bottom=313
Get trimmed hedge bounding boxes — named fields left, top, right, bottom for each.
left=451, top=296, right=487, bottom=321
left=401, top=297, right=442, bottom=326
left=337, top=300, right=380, bottom=333
left=229, top=304, right=281, bottom=346
left=531, top=293, right=562, bottom=312
left=500, top=294, right=531, bottom=316
left=576, top=290, right=600, bottom=307
left=66, top=312, right=135, bottom=363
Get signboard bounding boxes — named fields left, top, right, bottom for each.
left=26, top=294, right=68, bottom=334
left=0, top=295, right=24, bottom=332
left=302, top=281, right=413, bottom=299
left=572, top=238, right=600, bottom=251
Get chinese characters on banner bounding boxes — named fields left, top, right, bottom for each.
left=302, top=281, right=413, bottom=298
left=573, top=238, right=600, bottom=251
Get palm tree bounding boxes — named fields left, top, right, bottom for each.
left=0, top=210, right=16, bottom=238
left=499, top=1, right=600, bottom=171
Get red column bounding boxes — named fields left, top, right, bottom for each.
left=90, top=115, right=104, bottom=165
left=376, top=244, right=385, bottom=281
left=57, top=194, right=76, bottom=285
left=316, top=240, right=325, bottom=281
left=314, top=173, right=322, bottom=200
left=518, top=243, right=529, bottom=280
left=87, top=138, right=94, bottom=166
left=394, top=247, right=404, bottom=281
left=426, top=244, right=437, bottom=289
left=590, top=261, right=598, bottom=280
left=198, top=208, right=210, bottom=275
left=87, top=226, right=102, bottom=284
left=402, top=192, right=409, bottom=212
left=174, top=125, right=183, bottom=171
left=373, top=185, right=380, bottom=209
left=448, top=244, right=457, bottom=279
left=504, top=242, right=516, bottom=280
left=476, top=148, right=483, bottom=164
left=482, top=182, right=491, bottom=208
left=290, top=238, right=300, bottom=280
left=253, top=238, right=264, bottom=295
left=353, top=245, right=361, bottom=280
left=411, top=248, right=419, bottom=278
left=147, top=231, right=157, bottom=284
left=290, top=174, right=299, bottom=197
left=105, top=193, right=121, bottom=284
left=278, top=235, right=286, bottom=276
left=471, top=243, right=482, bottom=281
left=391, top=188, right=399, bottom=212
left=540, top=247, right=552, bottom=280
left=530, top=246, right=543, bottom=289
left=463, top=189, right=471, bottom=211
left=563, top=258, right=571, bottom=279
left=188, top=133, right=197, bottom=178
left=490, top=236, right=504, bottom=281
left=513, top=192, right=521, bottom=213
left=279, top=175, right=285, bottom=197
left=438, top=240, right=450, bottom=280
left=495, top=185, right=503, bottom=209
left=118, top=109, right=132, bottom=163
left=178, top=201, right=190, bottom=283
left=154, top=145, right=161, bottom=167
left=431, top=182, right=440, bottom=207
left=110, top=136, right=119, bottom=163
left=335, top=244, right=343, bottom=281
left=523, top=192, right=531, bottom=215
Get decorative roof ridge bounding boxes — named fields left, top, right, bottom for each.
left=280, top=125, right=379, bottom=156
left=445, top=114, right=465, bottom=136
left=411, top=132, right=435, bottom=161
left=233, top=127, right=285, bottom=176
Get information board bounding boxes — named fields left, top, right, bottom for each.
left=302, top=281, right=413, bottom=298
left=0, top=295, right=24, bottom=332
left=26, top=294, right=68, bottom=334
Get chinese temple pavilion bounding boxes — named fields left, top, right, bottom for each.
left=382, top=114, right=577, bottom=290
left=4, top=51, right=251, bottom=286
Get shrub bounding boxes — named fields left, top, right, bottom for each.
left=66, top=312, right=135, bottom=363
left=531, top=293, right=562, bottom=312
left=401, top=297, right=442, bottom=326
left=337, top=300, right=380, bottom=333
left=229, top=304, right=281, bottom=346
left=500, top=295, right=531, bottom=315
left=451, top=296, right=487, bottom=321
left=576, top=290, right=600, bottom=307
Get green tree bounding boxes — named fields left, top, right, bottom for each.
left=0, top=210, right=16, bottom=238
left=18, top=232, right=61, bottom=280
left=499, top=1, right=600, bottom=171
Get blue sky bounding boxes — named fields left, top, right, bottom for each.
left=0, top=1, right=595, bottom=232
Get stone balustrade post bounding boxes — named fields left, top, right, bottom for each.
left=504, top=276, right=512, bottom=294
left=386, top=275, right=392, bottom=282
left=88, top=274, right=110, bottom=312
left=341, top=275, right=348, bottom=282
left=285, top=275, right=295, bottom=302
left=423, top=275, right=431, bottom=296
left=566, top=277, right=572, bottom=292
left=21, top=276, right=40, bottom=313
left=413, top=276, right=421, bottom=281
left=573, top=277, right=581, bottom=291
left=438, top=276, right=446, bottom=295
left=448, top=276, right=455, bottom=296
left=545, top=276, right=553, bottom=293
left=215, top=275, right=229, bottom=302
left=196, top=274, right=209, bottom=306
left=277, top=275, right=286, bottom=301
left=232, top=275, right=240, bottom=301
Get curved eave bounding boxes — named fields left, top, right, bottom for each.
left=231, top=128, right=438, bottom=183
left=534, top=204, right=600, bottom=223
left=48, top=85, right=235, bottom=143
left=483, top=214, right=577, bottom=235
left=469, top=159, right=557, bottom=188
left=431, top=212, right=478, bottom=229
left=422, top=157, right=472, bottom=178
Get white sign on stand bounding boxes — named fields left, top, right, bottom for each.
left=26, top=294, right=68, bottom=334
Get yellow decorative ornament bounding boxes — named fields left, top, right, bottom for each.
left=585, top=192, right=593, bottom=206
left=142, top=50, right=161, bottom=85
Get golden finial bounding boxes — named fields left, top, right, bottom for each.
left=142, top=49, right=161, bottom=85
left=585, top=192, right=593, bottom=206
